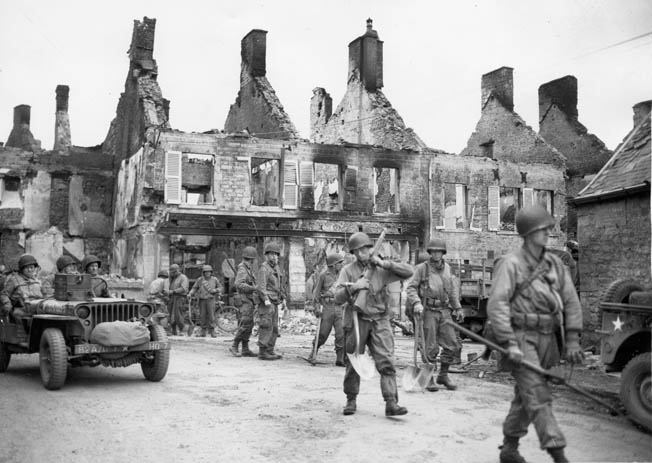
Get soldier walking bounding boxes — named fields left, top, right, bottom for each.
left=334, top=232, right=413, bottom=417
left=407, top=238, right=463, bottom=391
left=308, top=252, right=345, bottom=366
left=256, top=242, right=284, bottom=360
left=188, top=265, right=222, bottom=337
left=148, top=269, right=170, bottom=331
left=168, top=264, right=189, bottom=336
left=82, top=255, right=111, bottom=297
left=488, top=205, right=583, bottom=463
left=230, top=246, right=259, bottom=357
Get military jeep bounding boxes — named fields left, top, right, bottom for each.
left=0, top=274, right=171, bottom=390
left=598, top=278, right=651, bottom=431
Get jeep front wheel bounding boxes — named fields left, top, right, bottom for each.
left=620, top=352, right=652, bottom=431
left=141, top=324, right=170, bottom=382
left=0, top=342, right=11, bottom=372
left=39, top=328, right=68, bottom=390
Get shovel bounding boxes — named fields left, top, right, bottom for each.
left=299, top=312, right=329, bottom=365
left=347, top=311, right=376, bottom=380
left=402, top=315, right=436, bottom=392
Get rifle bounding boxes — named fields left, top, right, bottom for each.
left=353, top=228, right=387, bottom=312
left=446, top=320, right=621, bottom=417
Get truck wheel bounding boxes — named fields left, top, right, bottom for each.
left=603, top=279, right=644, bottom=303
left=141, top=324, right=170, bottom=382
left=620, top=352, right=652, bottom=431
left=39, top=328, right=68, bottom=390
left=0, top=342, right=11, bottom=372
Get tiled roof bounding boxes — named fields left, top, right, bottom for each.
left=576, top=105, right=650, bottom=201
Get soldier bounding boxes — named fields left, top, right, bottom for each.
left=188, top=265, right=222, bottom=337
left=407, top=238, right=463, bottom=391
left=229, top=246, right=259, bottom=357
left=256, top=242, right=284, bottom=361
left=0, top=254, right=43, bottom=326
left=57, top=255, right=79, bottom=274
left=334, top=232, right=413, bottom=417
left=148, top=269, right=170, bottom=331
left=308, top=252, right=345, bottom=366
left=168, top=264, right=189, bottom=336
left=82, top=255, right=111, bottom=298
left=488, top=205, right=582, bottom=463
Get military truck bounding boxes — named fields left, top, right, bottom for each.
left=598, top=278, right=651, bottom=431
left=451, top=260, right=493, bottom=336
left=0, top=273, right=170, bottom=390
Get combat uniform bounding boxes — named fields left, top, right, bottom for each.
left=231, top=260, right=258, bottom=356
left=188, top=273, right=222, bottom=336
left=312, top=266, right=344, bottom=365
left=334, top=256, right=413, bottom=412
left=256, top=260, right=284, bottom=357
left=488, top=246, right=582, bottom=454
left=0, top=272, right=43, bottom=322
left=168, top=270, right=189, bottom=335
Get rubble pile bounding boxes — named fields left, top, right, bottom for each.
left=280, top=315, right=317, bottom=335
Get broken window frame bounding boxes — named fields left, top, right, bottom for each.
left=250, top=157, right=281, bottom=208
left=372, top=166, right=400, bottom=214
left=313, top=162, right=342, bottom=212
left=499, top=186, right=521, bottom=232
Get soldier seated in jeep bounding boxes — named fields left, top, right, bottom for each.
left=0, top=254, right=43, bottom=328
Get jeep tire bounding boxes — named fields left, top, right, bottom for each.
left=620, top=352, right=652, bottom=432
left=39, top=328, right=68, bottom=390
left=0, top=342, right=11, bottom=372
left=141, top=324, right=170, bottom=382
left=603, top=279, right=644, bottom=304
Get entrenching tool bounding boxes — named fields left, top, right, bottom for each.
left=348, top=311, right=376, bottom=380
left=446, top=320, right=622, bottom=417
left=299, top=312, right=328, bottom=365
left=402, top=315, right=436, bottom=392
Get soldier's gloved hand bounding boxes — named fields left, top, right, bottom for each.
left=350, top=278, right=369, bottom=292
left=564, top=331, right=584, bottom=365
left=314, top=306, right=322, bottom=318
left=413, top=303, right=424, bottom=316
left=506, top=344, right=524, bottom=363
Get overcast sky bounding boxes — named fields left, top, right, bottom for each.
left=1, top=0, right=650, bottom=154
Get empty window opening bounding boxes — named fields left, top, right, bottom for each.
left=500, top=187, right=521, bottom=232
left=480, top=140, right=495, bottom=159
left=443, top=183, right=467, bottom=229
left=182, top=153, right=214, bottom=205
left=314, top=163, right=340, bottom=211
left=251, top=158, right=280, bottom=207
left=373, top=167, right=399, bottom=214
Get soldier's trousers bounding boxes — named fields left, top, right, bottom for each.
left=421, top=308, right=461, bottom=364
left=257, top=302, right=279, bottom=352
left=343, top=316, right=398, bottom=402
left=314, top=304, right=344, bottom=362
left=198, top=298, right=215, bottom=330
left=503, top=337, right=566, bottom=449
left=234, top=302, right=255, bottom=342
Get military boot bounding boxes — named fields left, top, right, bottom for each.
left=241, top=341, right=257, bottom=357
left=342, top=396, right=357, bottom=416
left=499, top=437, right=527, bottom=463
left=547, top=448, right=569, bottom=463
left=436, top=363, right=457, bottom=390
left=200, top=328, right=207, bottom=337
left=425, top=377, right=439, bottom=392
left=258, top=348, right=280, bottom=361
left=229, top=340, right=241, bottom=357
left=385, top=400, right=408, bottom=417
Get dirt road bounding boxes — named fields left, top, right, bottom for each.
left=0, top=333, right=650, bottom=463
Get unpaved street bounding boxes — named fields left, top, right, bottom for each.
left=0, top=333, right=650, bottom=463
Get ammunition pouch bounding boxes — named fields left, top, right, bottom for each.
left=511, top=312, right=557, bottom=335
left=424, top=297, right=445, bottom=310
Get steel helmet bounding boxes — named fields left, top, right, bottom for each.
left=426, top=239, right=447, bottom=254
left=157, top=269, right=169, bottom=278
left=81, top=254, right=101, bottom=271
left=202, top=265, right=213, bottom=273
left=243, top=246, right=258, bottom=259
left=264, top=242, right=281, bottom=255
left=326, top=253, right=345, bottom=267
left=348, top=232, right=372, bottom=253
left=56, top=255, right=77, bottom=272
left=18, top=254, right=39, bottom=270
left=515, top=205, right=555, bottom=237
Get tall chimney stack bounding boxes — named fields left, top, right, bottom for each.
left=538, top=75, right=578, bottom=123
left=348, top=18, right=384, bottom=92
left=5, top=105, right=41, bottom=152
left=481, top=67, right=514, bottom=111
left=54, top=85, right=71, bottom=151
left=241, top=29, right=267, bottom=81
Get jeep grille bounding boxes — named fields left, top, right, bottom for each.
left=90, top=303, right=141, bottom=324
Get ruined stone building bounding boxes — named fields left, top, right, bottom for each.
left=1, top=17, right=620, bottom=313
left=574, top=100, right=651, bottom=338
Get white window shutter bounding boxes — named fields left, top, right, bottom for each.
left=488, top=186, right=500, bottom=231
left=300, top=162, right=314, bottom=186
left=283, top=160, right=298, bottom=209
left=164, top=150, right=182, bottom=204
left=522, top=188, right=534, bottom=208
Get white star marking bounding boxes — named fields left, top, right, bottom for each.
left=612, top=316, right=624, bottom=332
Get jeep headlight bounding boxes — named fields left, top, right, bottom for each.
left=76, top=305, right=90, bottom=319
left=139, top=304, right=153, bottom=318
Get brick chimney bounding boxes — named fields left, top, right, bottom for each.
left=129, top=17, right=156, bottom=63
left=54, top=85, right=71, bottom=151
left=241, top=29, right=267, bottom=81
left=310, top=87, right=332, bottom=139
left=632, top=100, right=652, bottom=128
left=348, top=18, right=384, bottom=92
left=5, top=104, right=41, bottom=152
left=539, top=75, right=578, bottom=123
left=481, top=67, right=514, bottom=111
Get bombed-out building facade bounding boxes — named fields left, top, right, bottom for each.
left=2, top=17, right=624, bottom=322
